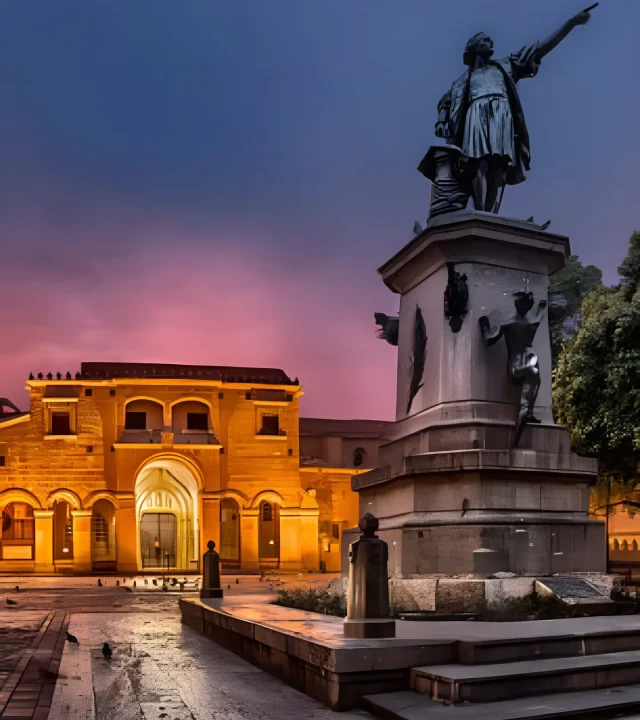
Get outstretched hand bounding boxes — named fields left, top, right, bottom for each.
left=572, top=3, right=597, bottom=26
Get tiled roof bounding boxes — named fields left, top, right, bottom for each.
left=299, top=417, right=391, bottom=438
left=79, top=362, right=298, bottom=386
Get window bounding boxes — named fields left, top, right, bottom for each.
left=125, top=411, right=146, bottom=430
left=0, top=456, right=5, bottom=467
left=92, top=514, right=108, bottom=543
left=258, top=414, right=280, bottom=436
left=51, top=412, right=71, bottom=435
left=353, top=448, right=366, bottom=467
left=262, top=502, right=273, bottom=522
left=2, top=503, right=34, bottom=541
left=187, top=412, right=208, bottom=431
left=85, top=389, right=93, bottom=397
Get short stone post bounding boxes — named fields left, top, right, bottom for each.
left=343, top=513, right=395, bottom=638
left=200, top=540, right=223, bottom=599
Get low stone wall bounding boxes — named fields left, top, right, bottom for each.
left=179, top=598, right=454, bottom=710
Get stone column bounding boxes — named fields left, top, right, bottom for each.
left=115, top=498, right=138, bottom=573
left=240, top=509, right=259, bottom=571
left=72, top=510, right=93, bottom=573
left=279, top=511, right=301, bottom=571
left=33, top=510, right=54, bottom=573
left=200, top=498, right=221, bottom=564
left=300, top=510, right=320, bottom=570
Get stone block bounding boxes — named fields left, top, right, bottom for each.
left=435, top=579, right=486, bottom=613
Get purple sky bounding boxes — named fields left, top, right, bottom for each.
left=0, top=0, right=637, bottom=419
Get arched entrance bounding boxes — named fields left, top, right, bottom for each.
left=91, top=499, right=117, bottom=571
left=52, top=500, right=74, bottom=562
left=259, top=501, right=280, bottom=568
left=134, top=458, right=200, bottom=571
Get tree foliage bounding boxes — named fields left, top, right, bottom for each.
left=548, top=255, right=602, bottom=368
left=553, top=232, right=640, bottom=482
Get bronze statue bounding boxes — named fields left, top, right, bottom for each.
left=479, top=292, right=547, bottom=444
left=429, top=4, right=597, bottom=215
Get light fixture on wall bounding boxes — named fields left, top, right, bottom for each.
left=62, top=547, right=69, bottom=553
left=269, top=540, right=275, bottom=545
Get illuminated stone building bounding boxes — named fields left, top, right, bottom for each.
left=0, top=362, right=387, bottom=574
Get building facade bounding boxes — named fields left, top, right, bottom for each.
left=0, top=362, right=388, bottom=574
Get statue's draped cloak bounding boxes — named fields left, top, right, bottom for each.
left=437, top=42, right=541, bottom=186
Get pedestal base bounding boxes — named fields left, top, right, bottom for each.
left=343, top=618, right=396, bottom=639
left=200, top=588, right=224, bottom=599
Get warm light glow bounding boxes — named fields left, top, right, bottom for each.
left=269, top=539, right=274, bottom=545
left=62, top=547, right=69, bottom=553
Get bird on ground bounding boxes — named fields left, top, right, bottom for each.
left=236, top=578, right=239, bottom=585
left=6, top=598, right=17, bottom=606
left=162, top=585, right=168, bottom=592
left=98, top=579, right=103, bottom=587
left=152, top=579, right=157, bottom=586
left=124, top=587, right=133, bottom=593
left=122, top=578, right=126, bottom=583
left=228, top=584, right=231, bottom=590
left=65, top=631, right=79, bottom=644
left=133, top=581, right=137, bottom=588
left=144, top=579, right=148, bottom=585
left=15, top=585, right=19, bottom=592
left=116, top=580, right=120, bottom=587
left=170, top=578, right=177, bottom=586
left=102, top=642, right=112, bottom=660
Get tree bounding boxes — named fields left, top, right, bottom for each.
left=553, top=232, right=640, bottom=482
left=548, top=255, right=602, bottom=368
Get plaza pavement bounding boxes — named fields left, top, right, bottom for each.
left=0, top=573, right=371, bottom=719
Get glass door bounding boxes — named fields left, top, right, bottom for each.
left=140, top=513, right=177, bottom=568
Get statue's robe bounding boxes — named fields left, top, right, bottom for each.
left=437, top=42, right=541, bottom=186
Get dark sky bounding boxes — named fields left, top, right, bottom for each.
left=0, top=0, right=636, bottom=419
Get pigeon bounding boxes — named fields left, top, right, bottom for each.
left=98, top=579, right=103, bottom=587
left=122, top=578, right=126, bottom=583
left=235, top=578, right=239, bottom=585
left=6, top=598, right=17, bottom=606
left=162, top=585, right=168, bottom=592
left=124, top=587, right=133, bottom=593
left=170, top=577, right=177, bottom=586
left=461, top=498, right=470, bottom=517
left=228, top=585, right=231, bottom=590
left=116, top=580, right=120, bottom=587
left=15, top=585, right=19, bottom=592
left=152, top=579, right=157, bottom=586
left=102, top=642, right=112, bottom=660
left=66, top=631, right=79, bottom=644
left=144, top=579, right=148, bottom=585
left=133, top=581, right=137, bottom=588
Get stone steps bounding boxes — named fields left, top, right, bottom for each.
left=411, top=649, right=640, bottom=704
left=458, top=627, right=640, bottom=664
left=362, top=685, right=640, bottom=719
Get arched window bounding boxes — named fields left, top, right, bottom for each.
left=1, top=503, right=35, bottom=560
left=633, top=540, right=638, bottom=551
left=622, top=540, right=629, bottom=551
left=613, top=539, right=620, bottom=551
left=353, top=448, right=366, bottom=467
left=262, top=501, right=273, bottom=522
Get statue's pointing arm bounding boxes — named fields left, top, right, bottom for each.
left=535, top=4, right=596, bottom=61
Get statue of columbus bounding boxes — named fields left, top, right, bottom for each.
left=431, top=4, right=597, bottom=215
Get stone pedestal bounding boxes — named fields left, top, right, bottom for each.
left=34, top=510, right=54, bottom=573
left=347, top=212, right=605, bottom=588
left=344, top=514, right=395, bottom=638
left=201, top=540, right=223, bottom=599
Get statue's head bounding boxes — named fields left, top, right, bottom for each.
left=513, top=291, right=534, bottom=315
left=463, top=32, right=494, bottom=66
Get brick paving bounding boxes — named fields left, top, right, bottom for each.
left=0, top=612, right=67, bottom=719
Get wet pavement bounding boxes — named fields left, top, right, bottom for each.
left=0, top=574, right=372, bottom=719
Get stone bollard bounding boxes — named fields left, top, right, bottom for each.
left=343, top=513, right=395, bottom=638
left=200, top=540, right=224, bottom=599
